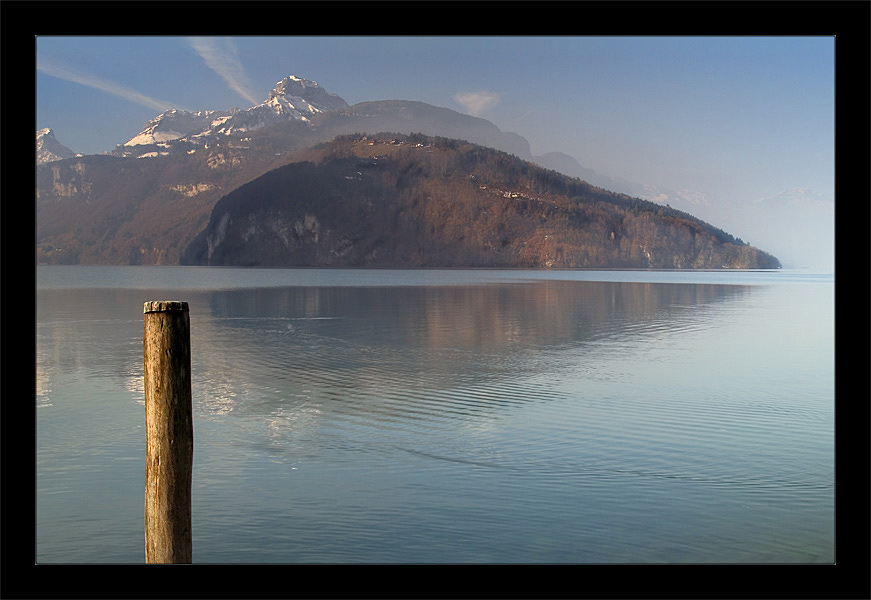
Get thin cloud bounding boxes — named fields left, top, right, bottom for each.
left=188, top=37, right=259, bottom=105
left=453, top=90, right=501, bottom=117
left=37, top=57, right=183, bottom=113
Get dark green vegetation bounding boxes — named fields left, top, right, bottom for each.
left=183, top=134, right=780, bottom=269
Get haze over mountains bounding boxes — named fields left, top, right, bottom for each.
left=37, top=75, right=825, bottom=268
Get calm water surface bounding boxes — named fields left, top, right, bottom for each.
left=36, top=267, right=834, bottom=563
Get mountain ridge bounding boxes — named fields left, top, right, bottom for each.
left=36, top=75, right=782, bottom=268
left=181, top=133, right=780, bottom=269
left=115, top=76, right=348, bottom=157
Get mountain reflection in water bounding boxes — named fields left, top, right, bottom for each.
left=193, top=281, right=747, bottom=421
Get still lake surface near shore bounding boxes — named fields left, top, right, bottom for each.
left=36, top=266, right=834, bottom=563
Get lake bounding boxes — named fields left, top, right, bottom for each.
left=35, top=266, right=834, bottom=564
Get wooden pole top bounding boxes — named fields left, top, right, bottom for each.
left=144, top=301, right=189, bottom=314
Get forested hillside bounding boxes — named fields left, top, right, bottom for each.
left=183, top=133, right=780, bottom=269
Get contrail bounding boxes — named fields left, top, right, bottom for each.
left=188, top=37, right=259, bottom=106
left=37, top=57, right=185, bottom=113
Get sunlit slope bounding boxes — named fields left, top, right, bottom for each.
left=183, top=134, right=780, bottom=269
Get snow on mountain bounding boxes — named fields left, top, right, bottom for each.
left=123, top=109, right=238, bottom=147
left=118, top=76, right=348, bottom=156
left=214, top=75, right=348, bottom=135
left=271, top=75, right=348, bottom=111
left=37, top=128, right=77, bottom=164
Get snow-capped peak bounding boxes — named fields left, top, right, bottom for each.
left=37, top=128, right=77, bottom=164
left=123, top=108, right=238, bottom=147
left=115, top=75, right=348, bottom=157
left=212, top=75, right=348, bottom=135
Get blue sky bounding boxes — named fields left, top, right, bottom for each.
left=36, top=36, right=836, bottom=268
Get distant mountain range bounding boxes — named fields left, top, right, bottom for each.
left=115, top=76, right=349, bottom=156
left=36, top=77, right=697, bottom=206
left=36, top=75, right=641, bottom=191
left=36, top=75, right=782, bottom=269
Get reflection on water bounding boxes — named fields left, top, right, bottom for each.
left=36, top=269, right=834, bottom=564
left=192, top=282, right=748, bottom=423
left=206, top=280, right=743, bottom=347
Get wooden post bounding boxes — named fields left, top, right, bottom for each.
left=143, top=300, right=193, bottom=564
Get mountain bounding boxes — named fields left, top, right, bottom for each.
left=111, top=76, right=530, bottom=163
left=181, top=133, right=780, bottom=269
left=37, top=128, right=77, bottom=164
left=314, top=99, right=534, bottom=160
left=120, top=109, right=237, bottom=149
left=35, top=77, right=576, bottom=265
left=36, top=75, right=782, bottom=268
left=115, top=76, right=348, bottom=158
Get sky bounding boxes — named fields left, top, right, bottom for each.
left=36, top=36, right=836, bottom=269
